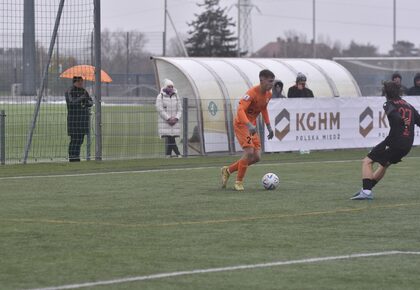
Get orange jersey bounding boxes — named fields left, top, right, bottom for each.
left=234, top=85, right=272, bottom=126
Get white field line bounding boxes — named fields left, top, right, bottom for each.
left=0, top=158, right=362, bottom=181
left=8, top=154, right=420, bottom=181
left=26, top=251, right=420, bottom=290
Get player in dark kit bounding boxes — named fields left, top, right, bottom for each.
left=351, top=81, right=420, bottom=200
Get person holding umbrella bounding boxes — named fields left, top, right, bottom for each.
left=65, top=76, right=93, bottom=162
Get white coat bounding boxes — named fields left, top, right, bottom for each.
left=155, top=88, right=182, bottom=137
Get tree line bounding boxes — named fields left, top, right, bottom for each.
left=101, top=0, right=420, bottom=71
left=2, top=0, right=419, bottom=95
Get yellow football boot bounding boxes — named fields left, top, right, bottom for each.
left=234, top=181, right=244, bottom=191
left=221, top=166, right=230, bottom=188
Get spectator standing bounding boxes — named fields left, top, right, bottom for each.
left=65, top=76, right=93, bottom=162
left=287, top=73, right=314, bottom=98
left=406, top=73, right=420, bottom=96
left=155, top=79, right=183, bottom=158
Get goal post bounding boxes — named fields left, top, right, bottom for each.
left=23, top=0, right=65, bottom=164
left=0, top=0, right=97, bottom=164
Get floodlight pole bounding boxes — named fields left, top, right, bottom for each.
left=23, top=0, right=36, bottom=95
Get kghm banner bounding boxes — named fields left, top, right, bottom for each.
left=265, top=97, right=420, bottom=152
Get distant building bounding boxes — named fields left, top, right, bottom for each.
left=253, top=37, right=340, bottom=59
left=253, top=38, right=287, bottom=58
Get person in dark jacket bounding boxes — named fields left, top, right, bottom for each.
left=406, top=73, right=420, bottom=96
left=351, top=81, right=420, bottom=200
left=272, top=80, right=286, bottom=98
left=287, top=73, right=314, bottom=98
left=65, top=76, right=93, bottom=162
left=391, top=72, right=407, bottom=95
left=382, top=72, right=407, bottom=96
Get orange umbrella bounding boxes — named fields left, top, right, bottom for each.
left=60, top=65, right=112, bottom=83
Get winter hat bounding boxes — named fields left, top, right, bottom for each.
left=296, top=72, right=307, bottom=83
left=162, top=79, right=174, bottom=88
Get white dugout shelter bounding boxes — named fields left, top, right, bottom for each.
left=152, top=57, right=361, bottom=155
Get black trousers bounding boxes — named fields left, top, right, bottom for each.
left=69, top=133, right=85, bottom=161
left=163, top=135, right=180, bottom=156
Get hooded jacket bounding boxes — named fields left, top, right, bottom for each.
left=272, top=80, right=285, bottom=98
left=406, top=73, right=420, bottom=96
left=155, top=87, right=182, bottom=137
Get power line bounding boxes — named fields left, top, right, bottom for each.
left=255, top=12, right=420, bottom=31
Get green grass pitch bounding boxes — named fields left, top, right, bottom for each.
left=1, top=148, right=420, bottom=289
left=1, top=103, right=164, bottom=163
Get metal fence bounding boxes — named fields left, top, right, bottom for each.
left=334, top=57, right=420, bottom=96
left=0, top=95, right=208, bottom=164
left=0, top=0, right=180, bottom=165
left=0, top=0, right=97, bottom=164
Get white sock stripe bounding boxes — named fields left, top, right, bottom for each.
left=26, top=251, right=420, bottom=290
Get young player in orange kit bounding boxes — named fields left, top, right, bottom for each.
left=221, top=69, right=275, bottom=191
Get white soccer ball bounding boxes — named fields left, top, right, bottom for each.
left=261, top=173, right=279, bottom=190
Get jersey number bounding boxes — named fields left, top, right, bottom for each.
left=399, top=107, right=412, bottom=136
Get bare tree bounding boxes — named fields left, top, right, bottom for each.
left=101, top=29, right=149, bottom=73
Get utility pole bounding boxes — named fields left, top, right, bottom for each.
left=313, top=0, right=316, bottom=58
left=163, top=0, right=167, bottom=56
left=166, top=11, right=189, bottom=56
left=237, top=0, right=240, bottom=57
left=393, top=0, right=396, bottom=56
left=237, top=0, right=259, bottom=57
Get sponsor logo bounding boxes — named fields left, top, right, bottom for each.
left=275, top=109, right=290, bottom=141
left=296, top=112, right=340, bottom=131
left=359, top=107, right=373, bottom=137
left=274, top=109, right=340, bottom=141
left=208, top=101, right=218, bottom=116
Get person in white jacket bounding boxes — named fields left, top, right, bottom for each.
left=155, top=79, right=183, bottom=157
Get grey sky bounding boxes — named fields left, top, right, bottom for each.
left=102, top=0, right=420, bottom=55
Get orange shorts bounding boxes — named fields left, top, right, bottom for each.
left=234, top=123, right=261, bottom=150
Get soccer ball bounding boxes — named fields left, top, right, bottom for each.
left=261, top=173, right=279, bottom=190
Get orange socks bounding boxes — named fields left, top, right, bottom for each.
left=228, top=159, right=249, bottom=181
left=228, top=161, right=239, bottom=174
left=236, top=159, right=248, bottom=181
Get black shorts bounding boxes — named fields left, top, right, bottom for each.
left=367, top=142, right=410, bottom=166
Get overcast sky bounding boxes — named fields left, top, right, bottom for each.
left=101, top=0, right=420, bottom=55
